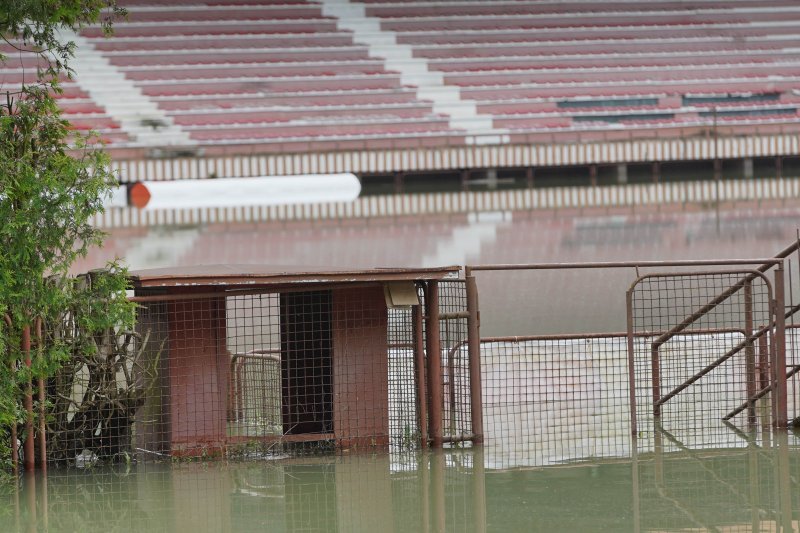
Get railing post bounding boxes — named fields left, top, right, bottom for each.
left=466, top=275, right=484, bottom=445
left=651, top=344, right=661, bottom=419
left=774, top=264, right=788, bottom=428
left=425, top=281, right=443, bottom=448
left=413, top=303, right=428, bottom=448
left=626, top=288, right=639, bottom=437
left=744, top=280, right=757, bottom=425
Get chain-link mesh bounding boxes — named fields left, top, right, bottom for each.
left=46, top=284, right=435, bottom=464
left=785, top=325, right=800, bottom=423
left=629, top=271, right=774, bottom=449
left=388, top=303, right=422, bottom=451
left=438, top=280, right=472, bottom=444
left=480, top=335, right=631, bottom=469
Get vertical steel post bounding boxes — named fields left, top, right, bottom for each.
left=651, top=345, right=661, bottom=418
left=465, top=275, right=484, bottom=445
left=425, top=281, right=443, bottom=448
left=412, top=303, right=428, bottom=448
left=744, top=281, right=756, bottom=425
left=626, top=289, right=639, bottom=436
left=654, top=423, right=664, bottom=486
left=22, top=325, right=34, bottom=472
left=774, top=264, right=788, bottom=428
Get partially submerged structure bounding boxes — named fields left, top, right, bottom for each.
left=126, top=264, right=481, bottom=458
left=31, top=240, right=800, bottom=469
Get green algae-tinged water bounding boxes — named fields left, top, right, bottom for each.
left=4, top=439, right=800, bottom=533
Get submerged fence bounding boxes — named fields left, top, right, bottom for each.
left=468, top=248, right=800, bottom=468
left=15, top=240, right=800, bottom=471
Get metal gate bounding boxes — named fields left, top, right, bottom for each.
left=627, top=265, right=787, bottom=443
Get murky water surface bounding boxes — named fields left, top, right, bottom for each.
left=5, top=438, right=800, bottom=533
left=79, top=198, right=800, bottom=336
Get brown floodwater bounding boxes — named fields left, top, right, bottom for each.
left=5, top=437, right=800, bottom=533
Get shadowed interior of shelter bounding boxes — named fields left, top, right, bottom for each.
left=281, top=291, right=333, bottom=436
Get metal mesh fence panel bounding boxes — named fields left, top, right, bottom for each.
left=629, top=271, right=774, bottom=449
left=786, top=325, right=800, bottom=423
left=44, top=283, right=431, bottom=465
left=438, top=280, right=472, bottom=444
left=480, top=335, right=631, bottom=469
left=388, top=304, right=422, bottom=451
left=227, top=293, right=282, bottom=444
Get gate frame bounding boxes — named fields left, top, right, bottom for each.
left=466, top=257, right=787, bottom=444
left=625, top=261, right=787, bottom=436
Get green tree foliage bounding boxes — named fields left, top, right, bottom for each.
left=0, top=0, right=131, bottom=471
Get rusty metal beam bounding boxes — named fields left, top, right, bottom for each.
left=724, top=364, right=800, bottom=421
left=413, top=304, right=428, bottom=449
left=466, top=258, right=782, bottom=275
left=425, top=281, right=443, bottom=448
left=744, top=281, right=756, bottom=425
left=774, top=264, right=788, bottom=428
left=131, top=265, right=461, bottom=289
left=466, top=275, right=484, bottom=445
left=626, top=289, right=639, bottom=435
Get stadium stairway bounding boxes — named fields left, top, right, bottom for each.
left=319, top=0, right=508, bottom=145
left=62, top=28, right=193, bottom=148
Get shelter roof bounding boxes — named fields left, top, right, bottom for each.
left=129, top=264, right=461, bottom=290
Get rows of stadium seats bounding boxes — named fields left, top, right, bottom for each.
left=6, top=0, right=800, bottom=150
left=77, top=1, right=463, bottom=148
left=0, top=42, right=133, bottom=145
left=365, top=0, right=800, bottom=141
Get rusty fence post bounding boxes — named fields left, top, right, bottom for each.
left=774, top=264, right=788, bottom=428
left=650, top=343, right=661, bottom=419
left=425, top=281, right=443, bottom=448
left=626, top=288, right=638, bottom=437
left=744, top=281, right=757, bottom=426
left=413, top=303, right=428, bottom=448
left=465, top=274, right=484, bottom=445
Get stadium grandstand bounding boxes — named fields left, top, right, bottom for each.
left=3, top=0, right=800, bottom=193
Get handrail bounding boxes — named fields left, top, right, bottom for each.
left=466, top=258, right=782, bottom=276
left=644, top=238, right=800, bottom=417
left=724, top=365, right=800, bottom=421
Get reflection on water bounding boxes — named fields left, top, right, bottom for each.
left=78, top=200, right=800, bottom=336
left=7, top=432, right=800, bottom=532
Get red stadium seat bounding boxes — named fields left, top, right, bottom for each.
left=18, top=0, right=799, bottom=149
